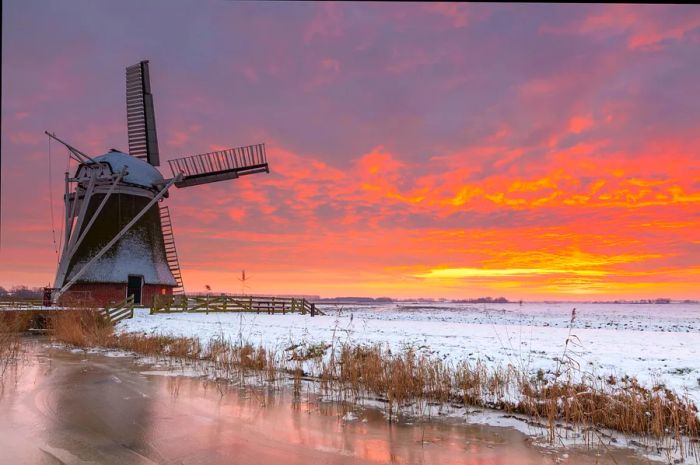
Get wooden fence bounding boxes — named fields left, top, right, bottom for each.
left=101, top=295, right=135, bottom=324
left=151, top=294, right=323, bottom=316
left=0, top=290, right=94, bottom=311
left=0, top=296, right=135, bottom=329
left=0, top=299, right=44, bottom=311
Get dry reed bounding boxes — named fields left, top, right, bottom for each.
left=0, top=316, right=25, bottom=379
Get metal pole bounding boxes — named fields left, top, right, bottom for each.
left=44, top=131, right=96, bottom=163
left=64, top=171, right=125, bottom=260
left=62, top=171, right=70, bottom=249
left=55, top=170, right=97, bottom=288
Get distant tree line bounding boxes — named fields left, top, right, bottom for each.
left=0, top=285, right=44, bottom=299
left=317, top=297, right=394, bottom=303
left=315, top=296, right=511, bottom=304
left=451, top=297, right=510, bottom=303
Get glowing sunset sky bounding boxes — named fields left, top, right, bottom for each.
left=2, top=2, right=699, bottom=299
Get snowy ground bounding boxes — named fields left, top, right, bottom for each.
left=119, top=302, right=700, bottom=406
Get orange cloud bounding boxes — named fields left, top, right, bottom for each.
left=568, top=114, right=594, bottom=134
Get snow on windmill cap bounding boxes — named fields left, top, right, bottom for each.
left=92, top=151, right=165, bottom=188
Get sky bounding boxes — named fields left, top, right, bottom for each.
left=2, top=2, right=699, bottom=300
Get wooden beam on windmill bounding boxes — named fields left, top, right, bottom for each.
left=167, top=144, right=270, bottom=188
left=126, top=60, right=160, bottom=166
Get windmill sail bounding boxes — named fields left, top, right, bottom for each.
left=168, top=144, right=269, bottom=188
left=126, top=60, right=160, bottom=166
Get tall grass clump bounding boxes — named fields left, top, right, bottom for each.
left=50, top=309, right=113, bottom=347
left=0, top=316, right=26, bottom=379
left=50, top=310, right=201, bottom=360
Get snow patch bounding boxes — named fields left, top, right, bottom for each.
left=93, top=151, right=164, bottom=188
left=66, top=230, right=176, bottom=285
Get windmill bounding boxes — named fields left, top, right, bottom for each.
left=48, top=60, right=269, bottom=306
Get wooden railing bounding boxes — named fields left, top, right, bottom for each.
left=0, top=299, right=44, bottom=311
left=151, top=294, right=323, bottom=316
left=0, top=296, right=135, bottom=326
left=101, top=295, right=135, bottom=324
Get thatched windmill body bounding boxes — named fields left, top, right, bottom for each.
left=50, top=60, right=269, bottom=305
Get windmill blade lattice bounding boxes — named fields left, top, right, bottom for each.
left=168, top=144, right=269, bottom=188
left=126, top=61, right=160, bottom=166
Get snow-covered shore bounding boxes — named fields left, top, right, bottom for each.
left=118, top=302, right=700, bottom=406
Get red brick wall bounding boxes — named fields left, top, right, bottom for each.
left=61, top=283, right=173, bottom=307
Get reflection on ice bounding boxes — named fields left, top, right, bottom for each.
left=0, top=341, right=656, bottom=465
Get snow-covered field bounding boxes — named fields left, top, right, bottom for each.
left=119, top=302, right=700, bottom=406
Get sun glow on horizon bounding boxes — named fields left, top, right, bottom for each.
left=415, top=268, right=610, bottom=279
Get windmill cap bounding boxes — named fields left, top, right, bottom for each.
left=93, top=151, right=164, bottom=188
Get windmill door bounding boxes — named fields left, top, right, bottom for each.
left=127, top=275, right=143, bottom=304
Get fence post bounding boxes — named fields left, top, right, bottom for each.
left=311, top=303, right=316, bottom=317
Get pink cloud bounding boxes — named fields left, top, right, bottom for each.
left=304, top=3, right=343, bottom=44
left=423, top=3, right=470, bottom=28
